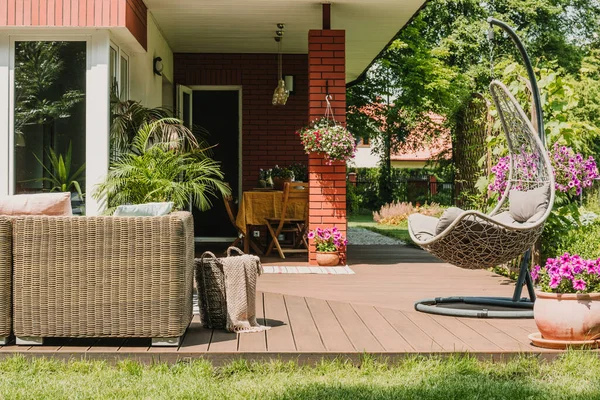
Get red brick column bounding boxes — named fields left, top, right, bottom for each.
left=307, top=29, right=347, bottom=265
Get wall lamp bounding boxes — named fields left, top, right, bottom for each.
left=153, top=57, right=164, bottom=76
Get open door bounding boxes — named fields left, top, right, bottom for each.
left=176, top=84, right=193, bottom=128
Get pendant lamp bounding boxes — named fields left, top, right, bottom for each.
left=272, top=36, right=289, bottom=106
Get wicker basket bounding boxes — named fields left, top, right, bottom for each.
left=195, top=247, right=256, bottom=329
left=195, top=251, right=228, bottom=329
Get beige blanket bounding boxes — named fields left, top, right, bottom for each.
left=223, top=248, right=270, bottom=333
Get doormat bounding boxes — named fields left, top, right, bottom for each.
left=262, top=266, right=354, bottom=275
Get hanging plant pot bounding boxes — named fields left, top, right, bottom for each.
left=316, top=251, right=340, bottom=266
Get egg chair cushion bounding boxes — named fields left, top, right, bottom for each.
left=435, top=207, right=465, bottom=235
left=508, top=184, right=551, bottom=222
left=407, top=214, right=439, bottom=242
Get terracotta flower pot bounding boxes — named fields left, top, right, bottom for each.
left=272, top=177, right=292, bottom=191
left=316, top=251, right=340, bottom=266
left=534, top=291, right=600, bottom=341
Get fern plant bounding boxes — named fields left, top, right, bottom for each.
left=31, top=142, right=85, bottom=199
left=94, top=118, right=231, bottom=214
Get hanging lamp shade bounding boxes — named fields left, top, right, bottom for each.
left=272, top=38, right=289, bottom=106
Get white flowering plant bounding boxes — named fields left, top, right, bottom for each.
left=296, top=118, right=356, bottom=164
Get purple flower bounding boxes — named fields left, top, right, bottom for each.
left=307, top=231, right=315, bottom=239
left=531, top=265, right=541, bottom=281
left=549, top=275, right=562, bottom=289
left=573, top=279, right=587, bottom=291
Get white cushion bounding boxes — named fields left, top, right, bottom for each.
left=113, top=202, right=174, bottom=217
left=408, top=213, right=439, bottom=241
left=435, top=207, right=464, bottom=235
left=509, top=184, right=550, bottom=222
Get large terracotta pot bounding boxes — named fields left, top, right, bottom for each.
left=534, top=291, right=600, bottom=341
left=316, top=251, right=340, bottom=266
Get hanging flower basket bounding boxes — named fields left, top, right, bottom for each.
left=296, top=117, right=356, bottom=164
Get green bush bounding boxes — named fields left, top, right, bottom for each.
left=552, top=221, right=600, bottom=259
left=347, top=167, right=453, bottom=214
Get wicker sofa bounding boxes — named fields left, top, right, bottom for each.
left=11, top=211, right=194, bottom=346
left=0, top=217, right=12, bottom=345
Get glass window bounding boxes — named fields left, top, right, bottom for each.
left=120, top=54, right=129, bottom=100
left=13, top=41, right=87, bottom=212
left=110, top=45, right=118, bottom=97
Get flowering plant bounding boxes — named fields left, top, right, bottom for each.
left=488, top=144, right=599, bottom=198
left=296, top=118, right=356, bottom=164
left=307, top=227, right=348, bottom=252
left=532, top=253, right=600, bottom=294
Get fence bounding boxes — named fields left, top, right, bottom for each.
left=348, top=173, right=455, bottom=207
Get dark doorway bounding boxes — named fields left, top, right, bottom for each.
left=192, top=90, right=240, bottom=239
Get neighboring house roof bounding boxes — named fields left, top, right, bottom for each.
left=391, top=113, right=451, bottom=162
left=354, top=104, right=451, bottom=162
left=143, top=0, right=428, bottom=83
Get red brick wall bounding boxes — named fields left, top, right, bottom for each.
left=0, top=0, right=147, bottom=49
left=173, top=53, right=309, bottom=191
left=307, top=29, right=347, bottom=265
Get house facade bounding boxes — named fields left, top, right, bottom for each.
left=0, top=0, right=426, bottom=264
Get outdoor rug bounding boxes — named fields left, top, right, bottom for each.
left=262, top=265, right=355, bottom=274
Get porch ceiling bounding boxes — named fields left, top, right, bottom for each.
left=144, top=0, right=427, bottom=83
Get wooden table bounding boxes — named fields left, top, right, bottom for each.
left=236, top=190, right=307, bottom=254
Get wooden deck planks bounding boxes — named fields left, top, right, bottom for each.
left=352, top=304, right=413, bottom=352
left=237, top=293, right=267, bottom=352
left=433, top=316, right=502, bottom=352
left=179, top=316, right=212, bottom=353
left=284, top=295, right=325, bottom=352
left=264, top=292, right=296, bottom=352
left=376, top=307, right=441, bottom=352
left=403, top=311, right=471, bottom=352
left=328, top=301, right=384, bottom=352
left=305, top=297, right=354, bottom=352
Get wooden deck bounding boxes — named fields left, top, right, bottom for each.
left=0, top=245, right=563, bottom=363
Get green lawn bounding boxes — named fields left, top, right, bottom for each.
left=348, top=214, right=413, bottom=244
left=1, top=352, right=600, bottom=399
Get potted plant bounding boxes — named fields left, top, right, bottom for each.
left=288, top=162, right=308, bottom=182
left=296, top=117, right=356, bottom=164
left=530, top=253, right=600, bottom=346
left=94, top=119, right=231, bottom=214
left=307, top=227, right=347, bottom=266
left=271, top=165, right=294, bottom=190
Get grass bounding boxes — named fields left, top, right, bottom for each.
left=348, top=214, right=414, bottom=245
left=1, top=352, right=600, bottom=399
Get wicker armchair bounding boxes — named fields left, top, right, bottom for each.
left=0, top=217, right=11, bottom=345
left=12, top=211, right=194, bottom=346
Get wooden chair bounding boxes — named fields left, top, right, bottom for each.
left=224, top=195, right=262, bottom=254
left=265, top=182, right=309, bottom=259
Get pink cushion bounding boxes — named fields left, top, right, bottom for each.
left=0, top=192, right=72, bottom=216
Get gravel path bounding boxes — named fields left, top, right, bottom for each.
left=347, top=227, right=406, bottom=246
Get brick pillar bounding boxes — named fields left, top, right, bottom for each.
left=307, top=29, right=347, bottom=265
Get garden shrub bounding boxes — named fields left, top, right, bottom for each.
left=373, top=201, right=445, bottom=225
left=552, top=220, right=600, bottom=259
left=347, top=167, right=452, bottom=214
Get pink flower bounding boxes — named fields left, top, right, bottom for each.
left=307, top=231, right=315, bottom=239
left=549, top=275, right=562, bottom=289
left=573, top=279, right=587, bottom=291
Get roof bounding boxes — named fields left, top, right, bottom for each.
left=143, top=0, right=428, bottom=83
left=391, top=113, right=451, bottom=161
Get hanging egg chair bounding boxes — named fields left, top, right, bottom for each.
left=409, top=19, right=554, bottom=318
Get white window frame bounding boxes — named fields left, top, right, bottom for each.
left=109, top=41, right=130, bottom=100
left=8, top=34, right=92, bottom=197
left=0, top=30, right=111, bottom=216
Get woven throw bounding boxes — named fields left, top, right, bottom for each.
left=197, top=248, right=269, bottom=333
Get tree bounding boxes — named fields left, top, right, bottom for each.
left=347, top=0, right=600, bottom=206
